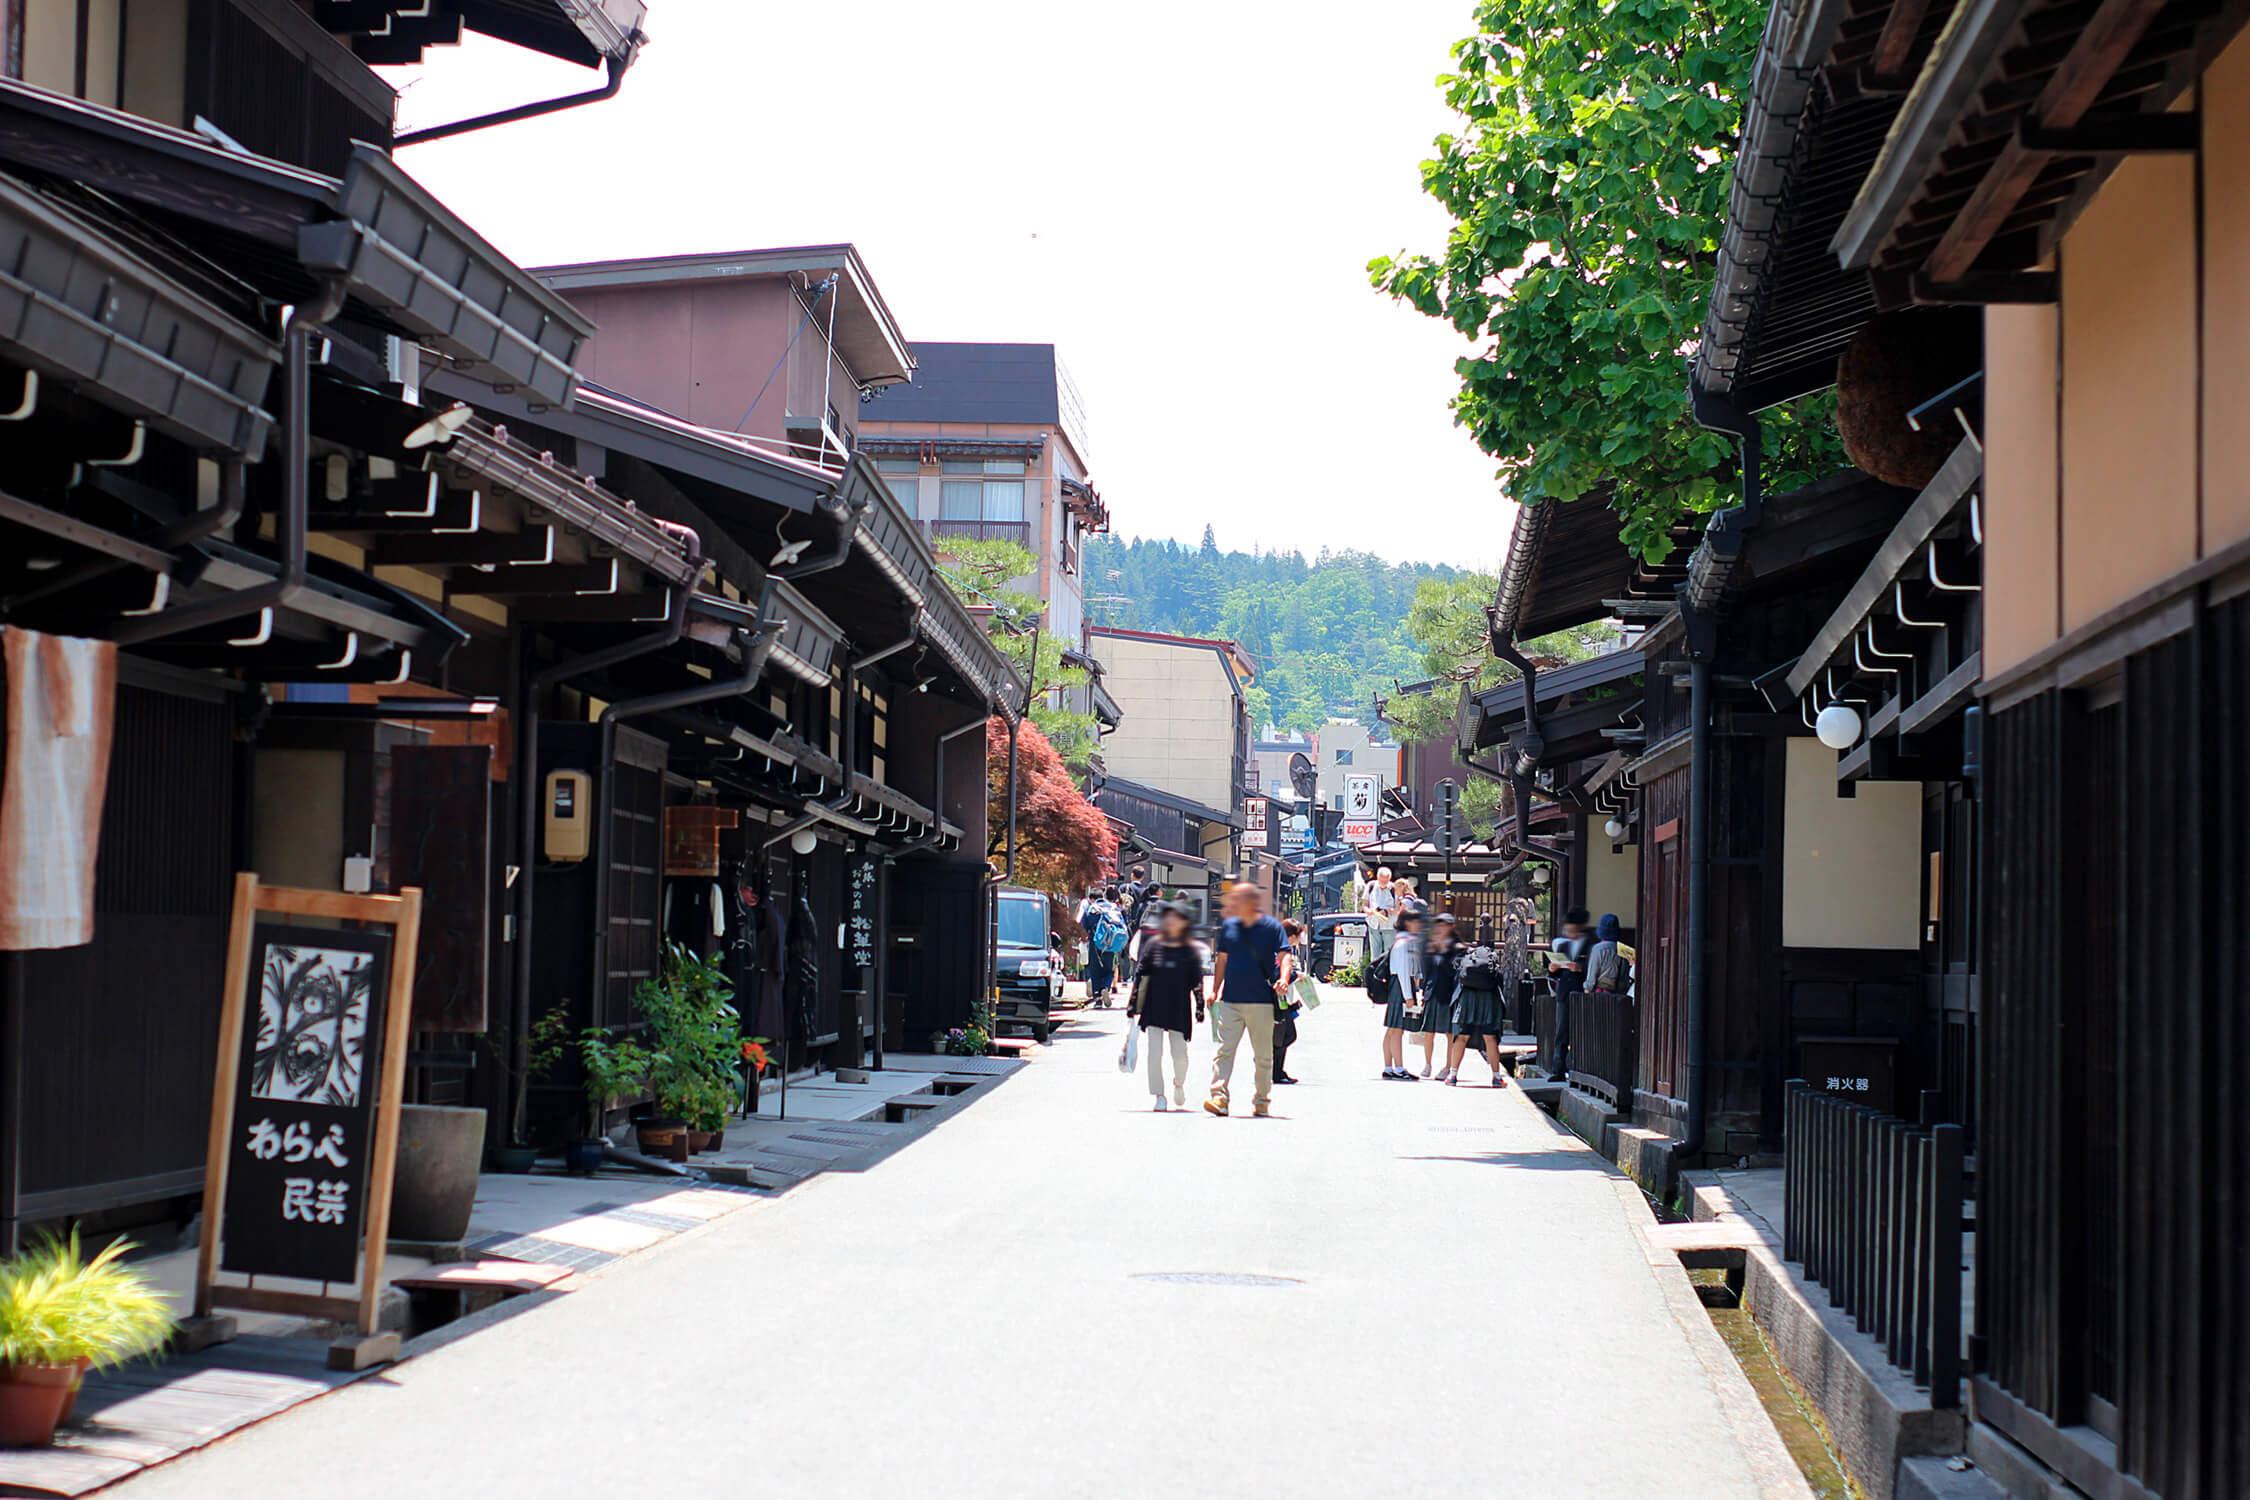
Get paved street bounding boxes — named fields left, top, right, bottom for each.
left=119, top=991, right=1803, bottom=1499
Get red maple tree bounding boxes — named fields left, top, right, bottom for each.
left=986, top=715, right=1114, bottom=900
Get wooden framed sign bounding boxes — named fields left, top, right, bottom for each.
left=193, top=873, right=422, bottom=1364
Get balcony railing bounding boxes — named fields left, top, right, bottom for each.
left=1784, top=1080, right=1965, bottom=1408
left=923, top=518, right=1031, bottom=546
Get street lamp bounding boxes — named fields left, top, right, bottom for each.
left=790, top=826, right=818, bottom=856
left=1815, top=703, right=1863, bottom=751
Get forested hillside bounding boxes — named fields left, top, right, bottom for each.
left=1082, top=531, right=1466, bottom=730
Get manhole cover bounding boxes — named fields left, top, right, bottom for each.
left=1131, top=1272, right=1302, bottom=1288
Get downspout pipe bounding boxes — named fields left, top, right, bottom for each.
left=114, top=282, right=348, bottom=646
left=1491, top=627, right=1571, bottom=865
left=891, top=712, right=985, bottom=858
left=509, top=581, right=696, bottom=1146
left=1676, top=385, right=1766, bottom=1165
left=395, top=47, right=638, bottom=148
left=590, top=621, right=781, bottom=1009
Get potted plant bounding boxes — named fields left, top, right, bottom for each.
left=737, top=1036, right=772, bottom=1116
left=637, top=944, right=742, bottom=1153
left=0, top=1235, right=173, bottom=1446
left=572, top=1027, right=650, bottom=1176
left=485, top=1002, right=571, bottom=1173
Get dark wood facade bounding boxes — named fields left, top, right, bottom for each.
left=1979, top=596, right=2250, bottom=1497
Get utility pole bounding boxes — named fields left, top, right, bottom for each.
left=1435, top=778, right=1460, bottom=921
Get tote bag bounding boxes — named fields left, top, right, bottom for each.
left=1117, top=1022, right=1140, bottom=1073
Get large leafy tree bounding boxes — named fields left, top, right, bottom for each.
left=986, top=716, right=1115, bottom=900
left=935, top=538, right=1100, bottom=771
left=1383, top=572, right=1622, bottom=838
left=1370, top=0, right=1844, bottom=559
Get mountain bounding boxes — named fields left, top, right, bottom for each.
left=1081, top=534, right=1461, bottom=731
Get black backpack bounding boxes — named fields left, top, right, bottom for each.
left=1365, top=947, right=1392, bottom=1000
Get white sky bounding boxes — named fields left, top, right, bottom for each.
left=383, top=0, right=1512, bottom=570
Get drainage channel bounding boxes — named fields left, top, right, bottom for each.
left=1689, top=1269, right=1863, bottom=1500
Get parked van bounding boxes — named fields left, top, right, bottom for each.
left=992, top=886, right=1061, bottom=1043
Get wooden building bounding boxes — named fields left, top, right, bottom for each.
left=1650, top=0, right=2250, bottom=1490
left=0, top=0, right=1018, bottom=1254
left=1818, top=0, right=2250, bottom=1491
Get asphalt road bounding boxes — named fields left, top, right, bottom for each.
left=120, top=986, right=1805, bottom=1499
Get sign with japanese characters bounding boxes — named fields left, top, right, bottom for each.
left=1343, top=773, right=1379, bottom=821
left=220, top=924, right=393, bottom=1285
left=846, top=850, right=880, bottom=986
left=1245, top=798, right=1267, bottom=835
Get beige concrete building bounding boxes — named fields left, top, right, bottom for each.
left=1088, top=626, right=1256, bottom=873
left=1312, top=720, right=1402, bottom=813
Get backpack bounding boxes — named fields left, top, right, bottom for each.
left=1365, top=947, right=1392, bottom=1000
left=1091, top=905, right=1128, bottom=954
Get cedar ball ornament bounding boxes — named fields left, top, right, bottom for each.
left=1834, top=309, right=1982, bottom=489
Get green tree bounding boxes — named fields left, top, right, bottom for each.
left=933, top=540, right=1099, bottom=772
left=1370, top=0, right=1845, bottom=560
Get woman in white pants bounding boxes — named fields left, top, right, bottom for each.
left=1130, top=902, right=1208, bottom=1110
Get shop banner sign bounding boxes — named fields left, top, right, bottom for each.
left=220, top=925, right=391, bottom=1284
left=195, top=874, right=423, bottom=1353
left=846, top=851, right=880, bottom=984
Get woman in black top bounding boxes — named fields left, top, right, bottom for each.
left=1419, top=913, right=1461, bottom=1081
left=1131, top=902, right=1208, bottom=1112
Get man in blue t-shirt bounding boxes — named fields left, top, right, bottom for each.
left=1205, top=882, right=1294, bottom=1118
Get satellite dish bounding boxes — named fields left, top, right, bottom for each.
left=1288, top=752, right=1316, bottom=801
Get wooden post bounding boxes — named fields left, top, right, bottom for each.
left=356, top=886, right=421, bottom=1335
left=192, top=872, right=260, bottom=1322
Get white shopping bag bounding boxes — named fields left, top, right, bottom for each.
left=1117, top=1022, right=1140, bottom=1073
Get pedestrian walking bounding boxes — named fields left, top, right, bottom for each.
left=1380, top=908, right=1426, bottom=1080
left=1080, top=885, right=1129, bottom=1007
left=1419, top=912, right=1461, bottom=1081
left=1361, top=865, right=1399, bottom=951
left=1394, top=875, right=1426, bottom=920
left=1129, top=901, right=1207, bottom=1111
left=1446, top=934, right=1511, bottom=1087
left=1548, top=905, right=1594, bottom=1080
left=1272, top=916, right=1308, bottom=1085
left=1204, top=883, right=1291, bottom=1118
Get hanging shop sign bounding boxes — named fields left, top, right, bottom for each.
left=846, top=850, right=880, bottom=985
left=1340, top=818, right=1378, bottom=845
left=1245, top=798, right=1267, bottom=835
left=195, top=874, right=422, bottom=1363
left=664, top=805, right=740, bottom=878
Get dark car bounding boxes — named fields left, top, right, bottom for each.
left=1308, top=912, right=1372, bottom=978
left=991, top=886, right=1061, bottom=1042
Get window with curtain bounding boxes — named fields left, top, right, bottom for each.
left=981, top=481, right=1026, bottom=522
left=873, top=457, right=919, bottom=510
left=940, top=480, right=982, bottom=520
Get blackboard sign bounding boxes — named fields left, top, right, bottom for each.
left=846, top=852, right=879, bottom=985
left=220, top=924, right=393, bottom=1285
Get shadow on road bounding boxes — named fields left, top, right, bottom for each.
left=1393, top=1150, right=1620, bottom=1172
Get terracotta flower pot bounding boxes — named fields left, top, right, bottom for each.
left=635, top=1121, right=685, bottom=1154
left=0, top=1362, right=79, bottom=1447
left=55, top=1357, right=91, bottom=1425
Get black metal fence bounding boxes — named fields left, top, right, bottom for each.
left=1531, top=990, right=1557, bottom=1075
left=1569, top=990, right=1637, bottom=1108
left=1783, top=1079, right=1964, bottom=1408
